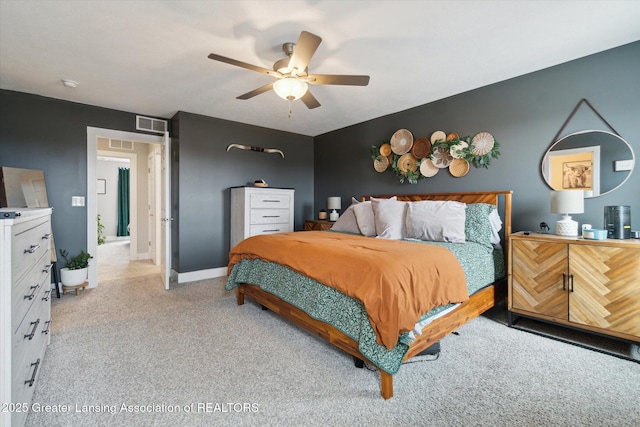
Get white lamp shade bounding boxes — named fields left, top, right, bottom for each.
left=273, top=78, right=308, bottom=100
left=550, top=190, right=584, bottom=236
left=550, top=190, right=584, bottom=214
left=327, top=197, right=341, bottom=210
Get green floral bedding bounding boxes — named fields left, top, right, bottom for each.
left=226, top=239, right=504, bottom=375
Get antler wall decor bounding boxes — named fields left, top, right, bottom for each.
left=226, top=144, right=285, bottom=158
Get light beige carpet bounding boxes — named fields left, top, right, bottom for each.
left=28, top=258, right=640, bottom=426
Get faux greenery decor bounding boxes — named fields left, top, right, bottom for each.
left=371, top=131, right=501, bottom=184
left=97, top=214, right=106, bottom=245
left=59, top=249, right=92, bottom=270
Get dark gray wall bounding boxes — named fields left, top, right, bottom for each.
left=313, top=42, right=640, bottom=234
left=0, top=91, right=145, bottom=265
left=0, top=91, right=314, bottom=274
left=170, top=111, right=314, bottom=271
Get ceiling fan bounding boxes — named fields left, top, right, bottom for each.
left=208, top=31, right=370, bottom=110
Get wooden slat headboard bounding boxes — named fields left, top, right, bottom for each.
left=363, top=190, right=512, bottom=234
left=363, top=191, right=513, bottom=263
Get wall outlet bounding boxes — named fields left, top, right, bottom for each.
left=614, top=159, right=633, bottom=171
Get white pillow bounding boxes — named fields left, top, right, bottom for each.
left=330, top=198, right=361, bottom=234
left=353, top=201, right=376, bottom=237
left=371, top=197, right=407, bottom=240
left=405, top=200, right=466, bottom=243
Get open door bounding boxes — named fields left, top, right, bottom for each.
left=160, top=131, right=172, bottom=289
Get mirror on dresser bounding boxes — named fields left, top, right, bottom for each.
left=0, top=166, right=58, bottom=282
left=541, top=130, right=635, bottom=198
left=0, top=166, right=49, bottom=207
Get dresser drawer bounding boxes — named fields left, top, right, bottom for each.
left=13, top=281, right=51, bottom=366
left=250, top=208, right=290, bottom=225
left=12, top=299, right=50, bottom=410
left=12, top=250, right=51, bottom=332
left=11, top=217, right=51, bottom=283
left=250, top=223, right=291, bottom=236
left=250, top=192, right=291, bottom=209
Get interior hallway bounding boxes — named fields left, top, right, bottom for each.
left=97, top=239, right=161, bottom=282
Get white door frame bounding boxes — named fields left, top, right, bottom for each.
left=147, top=147, right=161, bottom=265
left=86, top=127, right=166, bottom=288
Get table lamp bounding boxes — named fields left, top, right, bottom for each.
left=327, top=197, right=341, bottom=221
left=550, top=190, right=584, bottom=236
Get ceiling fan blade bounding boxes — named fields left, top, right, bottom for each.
left=288, top=31, right=322, bottom=75
left=208, top=53, right=281, bottom=77
left=300, top=90, right=321, bottom=109
left=308, top=74, right=370, bottom=86
left=237, top=82, right=274, bottom=100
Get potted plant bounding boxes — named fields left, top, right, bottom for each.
left=59, top=249, right=92, bottom=287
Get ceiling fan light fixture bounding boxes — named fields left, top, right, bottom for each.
left=273, top=77, right=308, bottom=101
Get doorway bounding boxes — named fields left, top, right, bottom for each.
left=86, top=127, right=168, bottom=288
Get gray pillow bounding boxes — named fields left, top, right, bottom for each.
left=405, top=200, right=466, bottom=243
left=372, top=197, right=407, bottom=239
left=330, top=198, right=362, bottom=234
left=465, top=203, right=498, bottom=249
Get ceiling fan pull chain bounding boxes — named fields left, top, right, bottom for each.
left=288, top=99, right=293, bottom=118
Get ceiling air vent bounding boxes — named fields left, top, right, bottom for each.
left=109, top=139, right=134, bottom=150
left=136, top=115, right=167, bottom=134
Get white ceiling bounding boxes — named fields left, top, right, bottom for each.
left=1, top=1, right=639, bottom=137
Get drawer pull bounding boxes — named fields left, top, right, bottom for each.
left=43, top=264, right=54, bottom=273
left=263, top=229, right=281, bottom=233
left=262, top=215, right=281, bottom=218
left=569, top=274, right=574, bottom=292
left=42, top=290, right=52, bottom=301
left=24, top=284, right=39, bottom=300
left=24, top=319, right=40, bottom=340
left=42, top=233, right=52, bottom=240
left=42, top=320, right=51, bottom=335
left=25, top=359, right=41, bottom=387
left=263, top=199, right=281, bottom=203
left=24, top=244, right=41, bottom=254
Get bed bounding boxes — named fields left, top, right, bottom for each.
left=226, top=190, right=512, bottom=399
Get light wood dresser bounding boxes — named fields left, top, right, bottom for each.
left=230, top=187, right=295, bottom=249
left=508, top=231, right=640, bottom=345
left=1, top=208, right=53, bottom=427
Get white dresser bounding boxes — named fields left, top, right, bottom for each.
left=1, top=208, right=53, bottom=427
left=230, top=187, right=295, bottom=249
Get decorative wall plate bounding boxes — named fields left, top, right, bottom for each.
left=446, top=132, right=459, bottom=141
left=390, top=129, right=414, bottom=155
left=430, top=146, right=453, bottom=168
left=420, top=158, right=439, bottom=177
left=397, top=153, right=418, bottom=173
left=379, top=143, right=392, bottom=157
left=471, top=132, right=495, bottom=155
left=430, top=130, right=447, bottom=144
left=450, top=141, right=468, bottom=159
left=411, top=137, right=432, bottom=159
left=373, top=155, right=389, bottom=172
left=449, top=158, right=470, bottom=177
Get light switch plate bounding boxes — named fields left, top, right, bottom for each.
left=72, top=196, right=85, bottom=207
left=614, top=159, right=633, bottom=171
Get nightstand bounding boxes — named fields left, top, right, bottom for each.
left=304, top=220, right=334, bottom=231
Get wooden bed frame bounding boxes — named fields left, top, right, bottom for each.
left=234, top=190, right=513, bottom=399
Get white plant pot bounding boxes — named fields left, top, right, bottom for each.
left=60, top=267, right=88, bottom=287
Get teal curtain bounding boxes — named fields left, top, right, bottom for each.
left=117, top=167, right=130, bottom=236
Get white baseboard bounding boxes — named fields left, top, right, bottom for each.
left=175, top=267, right=228, bottom=283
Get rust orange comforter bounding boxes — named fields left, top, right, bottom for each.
left=228, top=231, right=468, bottom=350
